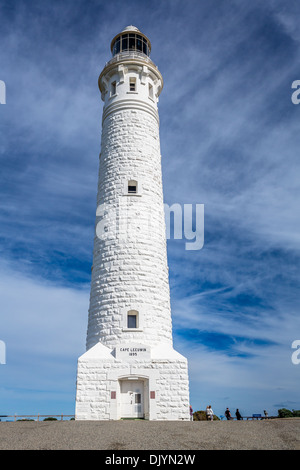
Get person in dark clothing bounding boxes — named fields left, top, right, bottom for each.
left=235, top=409, right=242, bottom=420
left=225, top=408, right=232, bottom=420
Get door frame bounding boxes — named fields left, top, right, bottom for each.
left=118, top=376, right=149, bottom=419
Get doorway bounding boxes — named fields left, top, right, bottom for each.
left=120, top=380, right=144, bottom=419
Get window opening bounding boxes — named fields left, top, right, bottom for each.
left=128, top=180, right=137, bottom=194
left=129, top=77, right=136, bottom=92
left=127, top=310, right=138, bottom=328
left=111, top=81, right=116, bottom=96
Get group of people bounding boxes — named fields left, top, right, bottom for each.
left=224, top=408, right=268, bottom=420
left=189, top=405, right=269, bottom=421
left=189, top=405, right=214, bottom=421
left=225, top=408, right=242, bottom=420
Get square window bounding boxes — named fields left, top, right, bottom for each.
left=128, top=180, right=137, bottom=194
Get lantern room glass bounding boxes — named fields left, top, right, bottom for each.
left=112, top=33, right=150, bottom=57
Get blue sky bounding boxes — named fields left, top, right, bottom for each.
left=0, top=0, right=300, bottom=419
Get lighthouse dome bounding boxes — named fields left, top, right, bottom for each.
left=122, top=25, right=140, bottom=32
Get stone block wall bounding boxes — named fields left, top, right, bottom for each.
left=75, top=344, right=190, bottom=421
left=86, top=107, right=173, bottom=351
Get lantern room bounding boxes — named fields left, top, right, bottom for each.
left=111, top=25, right=151, bottom=57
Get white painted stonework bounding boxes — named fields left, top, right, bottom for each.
left=75, top=26, right=190, bottom=420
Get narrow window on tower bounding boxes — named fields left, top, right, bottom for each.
left=149, top=83, right=153, bottom=100
left=111, top=81, right=116, bottom=96
left=128, top=180, right=137, bottom=194
left=129, top=77, right=136, bottom=92
left=127, top=310, right=138, bottom=329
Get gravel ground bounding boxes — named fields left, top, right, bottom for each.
left=0, top=418, right=299, bottom=450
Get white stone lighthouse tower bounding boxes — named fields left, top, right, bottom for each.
left=75, top=26, right=190, bottom=420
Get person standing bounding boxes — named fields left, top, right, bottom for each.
left=189, top=405, right=193, bottom=421
left=207, top=405, right=214, bottom=421
left=225, top=408, right=232, bottom=420
left=235, top=409, right=242, bottom=420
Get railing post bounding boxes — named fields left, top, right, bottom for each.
left=37, top=413, right=39, bottom=422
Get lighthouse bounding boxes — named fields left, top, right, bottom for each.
left=75, top=26, right=190, bottom=420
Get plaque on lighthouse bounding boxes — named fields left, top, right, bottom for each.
left=75, top=26, right=190, bottom=420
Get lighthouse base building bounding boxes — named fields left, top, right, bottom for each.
left=75, top=26, right=190, bottom=421
left=76, top=344, right=189, bottom=420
